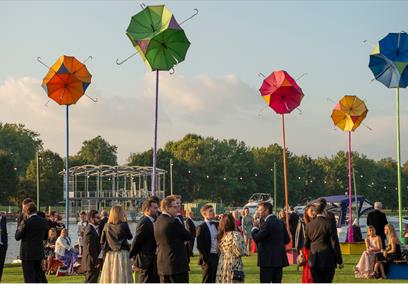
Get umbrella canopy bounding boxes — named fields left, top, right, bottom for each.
left=259, top=70, right=304, bottom=114
left=369, top=32, right=408, bottom=88
left=41, top=55, right=92, bottom=105
left=126, top=5, right=190, bottom=71
left=331, top=95, right=368, bottom=132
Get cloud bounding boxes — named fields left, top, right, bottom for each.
left=1, top=75, right=407, bottom=165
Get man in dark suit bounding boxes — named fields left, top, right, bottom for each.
left=154, top=195, right=192, bottom=283
left=129, top=198, right=159, bottom=283
left=252, top=201, right=290, bottom=283
left=15, top=202, right=49, bottom=283
left=305, top=201, right=343, bottom=283
left=196, top=204, right=219, bottom=283
left=98, top=209, right=108, bottom=237
left=82, top=210, right=101, bottom=283
left=185, top=211, right=196, bottom=257
left=288, top=207, right=299, bottom=248
left=0, top=212, right=7, bottom=282
left=367, top=201, right=388, bottom=248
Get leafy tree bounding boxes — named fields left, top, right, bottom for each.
left=0, top=123, right=42, bottom=176
left=26, top=150, right=64, bottom=207
left=76, top=136, right=117, bottom=165
left=0, top=150, right=18, bottom=204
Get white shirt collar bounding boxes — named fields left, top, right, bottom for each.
left=265, top=214, right=274, bottom=222
left=145, top=215, right=155, bottom=223
left=28, top=213, right=37, bottom=218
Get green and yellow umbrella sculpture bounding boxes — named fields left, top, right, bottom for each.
left=117, top=5, right=196, bottom=195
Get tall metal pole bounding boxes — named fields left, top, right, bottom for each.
left=170, top=159, right=173, bottom=195
left=347, top=131, right=354, bottom=242
left=36, top=152, right=40, bottom=210
left=152, top=70, right=159, bottom=196
left=281, top=114, right=290, bottom=239
left=65, top=105, right=70, bottom=233
left=396, top=87, right=403, bottom=241
left=273, top=161, right=277, bottom=214
left=352, top=167, right=358, bottom=225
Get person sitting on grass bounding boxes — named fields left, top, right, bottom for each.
left=55, top=228, right=78, bottom=275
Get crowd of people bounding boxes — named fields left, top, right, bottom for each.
left=0, top=196, right=407, bottom=283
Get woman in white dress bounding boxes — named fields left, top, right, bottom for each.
left=99, top=205, right=133, bottom=283
left=354, top=225, right=382, bottom=278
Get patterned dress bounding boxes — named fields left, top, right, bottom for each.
left=216, top=231, right=247, bottom=283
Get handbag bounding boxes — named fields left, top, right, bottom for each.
left=297, top=253, right=306, bottom=266
left=232, top=270, right=244, bottom=281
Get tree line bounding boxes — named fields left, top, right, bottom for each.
left=0, top=123, right=407, bottom=209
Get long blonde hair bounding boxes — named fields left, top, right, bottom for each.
left=385, top=224, right=400, bottom=244
left=108, top=205, right=126, bottom=225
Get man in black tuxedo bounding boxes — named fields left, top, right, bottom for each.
left=305, top=201, right=343, bottom=283
left=185, top=211, right=196, bottom=257
left=154, top=195, right=192, bottom=283
left=0, top=212, right=7, bottom=282
left=82, top=210, right=101, bottom=283
left=15, top=202, right=49, bottom=283
left=252, top=201, right=290, bottom=283
left=129, top=198, right=160, bottom=283
left=196, top=204, right=219, bottom=283
left=98, top=209, right=108, bottom=238
left=367, top=201, right=388, bottom=248
left=288, top=207, right=299, bottom=248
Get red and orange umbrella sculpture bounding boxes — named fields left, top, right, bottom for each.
left=259, top=70, right=304, bottom=241
left=331, top=95, right=368, bottom=243
left=40, top=55, right=92, bottom=232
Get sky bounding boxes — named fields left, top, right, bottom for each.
left=1, top=0, right=408, bottom=164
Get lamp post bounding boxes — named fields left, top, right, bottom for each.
left=36, top=152, right=42, bottom=210
left=170, top=159, right=173, bottom=195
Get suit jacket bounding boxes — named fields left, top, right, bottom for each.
left=82, top=224, right=101, bottom=271
left=154, top=213, right=192, bottom=276
left=15, top=214, right=49, bottom=260
left=185, top=218, right=196, bottom=240
left=129, top=216, right=156, bottom=270
left=304, top=215, right=343, bottom=268
left=98, top=217, right=108, bottom=238
left=196, top=221, right=218, bottom=265
left=289, top=212, right=299, bottom=238
left=0, top=215, right=7, bottom=247
left=252, top=214, right=290, bottom=268
left=100, top=222, right=132, bottom=252
left=367, top=210, right=388, bottom=239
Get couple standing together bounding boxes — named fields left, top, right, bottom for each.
left=297, top=198, right=344, bottom=283
left=198, top=201, right=290, bottom=283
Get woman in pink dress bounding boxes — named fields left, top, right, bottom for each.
left=295, top=204, right=316, bottom=284
left=354, top=225, right=382, bottom=278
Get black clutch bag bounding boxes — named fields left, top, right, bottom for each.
left=232, top=270, right=244, bottom=281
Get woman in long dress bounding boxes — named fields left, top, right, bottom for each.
left=216, top=213, right=247, bottom=283
left=354, top=225, right=382, bottom=278
left=295, top=204, right=316, bottom=284
left=99, top=205, right=133, bottom=283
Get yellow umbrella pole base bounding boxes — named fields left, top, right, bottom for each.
left=340, top=242, right=366, bottom=255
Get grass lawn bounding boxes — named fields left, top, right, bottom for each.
left=2, top=254, right=405, bottom=283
